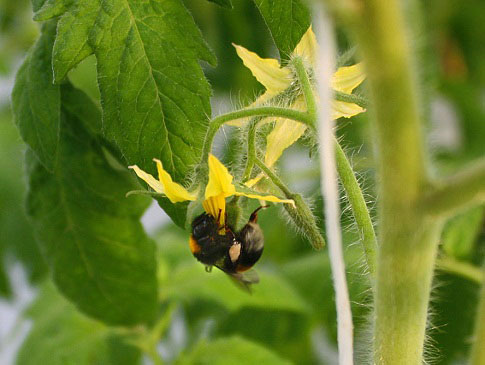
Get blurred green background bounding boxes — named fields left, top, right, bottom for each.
left=0, top=0, right=484, bottom=363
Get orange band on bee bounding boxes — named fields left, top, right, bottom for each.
left=236, top=264, right=253, bottom=272
left=189, top=235, right=202, bottom=254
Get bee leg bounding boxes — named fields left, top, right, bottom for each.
left=205, top=265, right=213, bottom=273
left=216, top=209, right=222, bottom=226
left=249, top=205, right=269, bottom=223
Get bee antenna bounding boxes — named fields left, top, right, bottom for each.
left=249, top=205, right=269, bottom=223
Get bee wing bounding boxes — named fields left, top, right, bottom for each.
left=227, top=269, right=260, bottom=293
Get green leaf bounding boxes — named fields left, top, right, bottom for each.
left=177, top=336, right=292, bottom=365
left=442, top=206, right=484, bottom=260
left=0, top=258, right=10, bottom=297
left=252, top=0, right=310, bottom=59
left=33, top=0, right=68, bottom=21
left=92, top=0, right=216, bottom=180
left=50, top=0, right=217, bottom=225
left=60, top=82, right=102, bottom=136
left=53, top=0, right=216, bottom=178
left=31, top=0, right=50, bottom=13
left=215, top=308, right=313, bottom=363
left=17, top=282, right=141, bottom=365
left=26, top=93, right=157, bottom=325
left=207, top=0, right=233, bottom=9
left=51, top=0, right=97, bottom=81
left=11, top=20, right=60, bottom=171
left=165, top=262, right=308, bottom=313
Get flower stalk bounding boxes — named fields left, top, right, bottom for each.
left=292, top=56, right=317, bottom=121
left=200, top=107, right=314, bottom=164
left=242, top=119, right=259, bottom=182
left=334, top=91, right=368, bottom=109
left=334, top=142, right=377, bottom=280
left=254, top=157, right=326, bottom=249
left=293, top=38, right=377, bottom=281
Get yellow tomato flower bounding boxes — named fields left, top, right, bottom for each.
left=233, top=26, right=366, bottom=187
left=129, top=154, right=294, bottom=228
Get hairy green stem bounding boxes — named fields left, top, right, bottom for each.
left=471, top=264, right=485, bottom=365
left=242, top=119, right=258, bottom=181
left=295, top=45, right=377, bottom=280
left=436, top=256, right=483, bottom=284
left=293, top=56, right=317, bottom=121
left=254, top=157, right=294, bottom=198
left=254, top=157, right=325, bottom=249
left=350, top=0, right=436, bottom=362
left=334, top=91, right=368, bottom=109
left=335, top=142, right=377, bottom=280
left=201, top=107, right=313, bottom=163
left=423, top=157, right=485, bottom=218
left=337, top=47, right=356, bottom=67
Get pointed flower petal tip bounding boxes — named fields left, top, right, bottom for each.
left=332, top=62, right=366, bottom=94
left=234, top=191, right=295, bottom=207
left=205, top=154, right=236, bottom=199
left=129, top=161, right=195, bottom=203
left=294, top=26, right=317, bottom=65
left=233, top=43, right=292, bottom=93
left=129, top=164, right=165, bottom=194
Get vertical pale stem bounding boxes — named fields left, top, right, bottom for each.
left=470, top=265, right=485, bottom=365
left=349, top=0, right=440, bottom=363
left=314, top=5, right=353, bottom=364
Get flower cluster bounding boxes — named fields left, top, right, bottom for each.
left=129, top=154, right=293, bottom=228
left=232, top=27, right=366, bottom=186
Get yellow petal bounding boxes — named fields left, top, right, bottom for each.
left=332, top=100, right=366, bottom=120
left=153, top=159, right=196, bottom=203
left=205, top=154, right=237, bottom=199
left=244, top=174, right=264, bottom=188
left=265, top=120, right=307, bottom=168
left=293, top=26, right=317, bottom=66
left=233, top=191, right=295, bottom=207
left=233, top=43, right=292, bottom=93
left=202, top=194, right=226, bottom=227
left=332, top=63, right=365, bottom=94
left=128, top=165, right=165, bottom=193
left=264, top=98, right=308, bottom=167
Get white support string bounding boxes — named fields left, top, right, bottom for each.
left=313, top=4, right=354, bottom=365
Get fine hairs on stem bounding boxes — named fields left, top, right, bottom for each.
left=313, top=4, right=354, bottom=365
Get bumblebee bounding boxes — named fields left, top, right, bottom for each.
left=189, top=207, right=266, bottom=289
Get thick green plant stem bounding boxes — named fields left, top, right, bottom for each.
left=471, top=265, right=485, bottom=365
left=349, top=0, right=438, bottom=363
left=200, top=107, right=313, bottom=163
left=335, top=142, right=377, bottom=279
left=423, top=157, right=485, bottom=218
